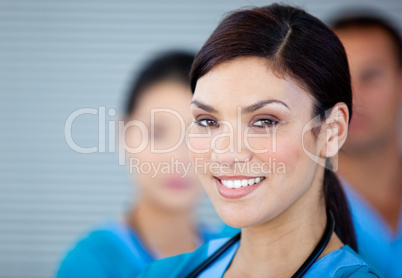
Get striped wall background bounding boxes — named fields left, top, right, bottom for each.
left=0, top=0, right=401, bottom=277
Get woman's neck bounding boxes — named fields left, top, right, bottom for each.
left=126, top=198, right=200, bottom=258
left=224, top=177, right=343, bottom=278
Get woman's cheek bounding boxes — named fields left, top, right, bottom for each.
left=245, top=133, right=277, bottom=156
left=252, top=134, right=301, bottom=174
left=188, top=137, right=212, bottom=161
left=274, top=137, right=299, bottom=172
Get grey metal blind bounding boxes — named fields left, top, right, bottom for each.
left=0, top=0, right=401, bottom=277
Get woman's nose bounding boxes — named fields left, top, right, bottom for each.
left=210, top=124, right=252, bottom=165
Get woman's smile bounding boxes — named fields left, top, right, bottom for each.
left=214, top=175, right=266, bottom=199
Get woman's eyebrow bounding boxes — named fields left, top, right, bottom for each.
left=242, top=99, right=290, bottom=113
left=191, top=100, right=218, bottom=113
left=191, top=99, right=290, bottom=114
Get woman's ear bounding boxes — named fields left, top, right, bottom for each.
left=319, top=102, right=349, bottom=158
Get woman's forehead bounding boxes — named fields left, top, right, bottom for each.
left=193, top=57, right=313, bottom=112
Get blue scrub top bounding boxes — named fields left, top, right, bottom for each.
left=138, top=236, right=380, bottom=277
left=341, top=178, right=402, bottom=278
left=56, top=220, right=239, bottom=278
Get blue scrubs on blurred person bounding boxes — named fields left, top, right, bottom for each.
left=331, top=13, right=402, bottom=278
left=56, top=51, right=241, bottom=278
left=342, top=179, right=402, bottom=278
left=56, top=220, right=238, bottom=278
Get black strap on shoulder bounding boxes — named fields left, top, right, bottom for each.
left=185, top=232, right=241, bottom=278
left=185, top=210, right=335, bottom=278
left=291, top=210, right=335, bottom=278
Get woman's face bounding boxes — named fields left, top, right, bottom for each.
left=189, top=57, right=326, bottom=228
left=125, top=81, right=203, bottom=212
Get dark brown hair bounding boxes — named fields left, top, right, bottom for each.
left=125, top=50, right=194, bottom=115
left=190, top=3, right=357, bottom=250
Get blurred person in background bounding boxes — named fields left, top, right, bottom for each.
left=332, top=12, right=402, bottom=278
left=56, top=51, right=237, bottom=278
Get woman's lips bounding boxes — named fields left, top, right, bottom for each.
left=215, top=176, right=265, bottom=199
left=165, top=178, right=190, bottom=190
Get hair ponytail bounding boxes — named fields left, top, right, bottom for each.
left=324, top=168, right=357, bottom=251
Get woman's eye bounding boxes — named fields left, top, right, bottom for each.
left=151, top=127, right=164, bottom=140
left=152, top=130, right=163, bottom=139
left=360, top=69, right=382, bottom=84
left=252, top=119, right=278, bottom=128
left=195, top=119, right=219, bottom=128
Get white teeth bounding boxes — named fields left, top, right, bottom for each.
left=233, top=180, right=242, bottom=189
left=220, top=177, right=264, bottom=189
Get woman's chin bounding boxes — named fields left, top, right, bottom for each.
left=216, top=204, right=281, bottom=230
left=217, top=210, right=257, bottom=229
left=152, top=198, right=197, bottom=213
